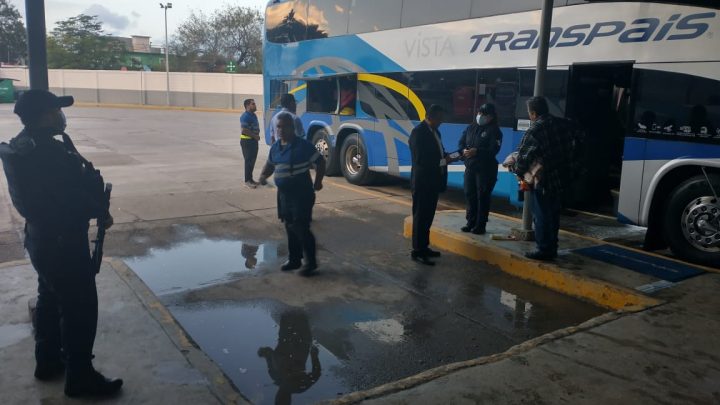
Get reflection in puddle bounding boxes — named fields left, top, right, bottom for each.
left=170, top=303, right=346, bottom=405
left=125, top=238, right=279, bottom=295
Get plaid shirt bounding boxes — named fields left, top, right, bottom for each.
left=515, top=114, right=575, bottom=194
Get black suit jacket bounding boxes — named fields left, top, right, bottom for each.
left=409, top=120, right=448, bottom=192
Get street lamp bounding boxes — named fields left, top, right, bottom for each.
left=160, top=2, right=172, bottom=105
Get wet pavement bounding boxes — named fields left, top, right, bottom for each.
left=120, top=216, right=604, bottom=405
left=0, top=106, right=632, bottom=404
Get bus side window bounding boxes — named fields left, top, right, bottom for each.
left=633, top=69, right=720, bottom=141
left=265, top=0, right=310, bottom=43
left=307, top=78, right=338, bottom=113
left=408, top=70, right=477, bottom=124
left=338, top=76, right=357, bottom=116
left=308, top=0, right=350, bottom=38
left=348, top=0, right=402, bottom=34
left=477, top=69, right=518, bottom=128
left=517, top=69, right=568, bottom=121
left=269, top=80, right=289, bottom=109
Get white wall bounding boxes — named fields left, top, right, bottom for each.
left=0, top=67, right=264, bottom=110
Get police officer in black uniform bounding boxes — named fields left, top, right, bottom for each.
left=0, top=90, right=123, bottom=397
left=459, top=103, right=503, bottom=235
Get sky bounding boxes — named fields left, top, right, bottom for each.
left=8, top=0, right=268, bottom=46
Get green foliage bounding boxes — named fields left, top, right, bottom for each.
left=171, top=6, right=263, bottom=73
left=47, top=14, right=128, bottom=70
left=0, top=0, right=26, bottom=63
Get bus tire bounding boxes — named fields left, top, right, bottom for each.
left=662, top=174, right=720, bottom=266
left=340, top=133, right=374, bottom=185
left=311, top=129, right=340, bottom=176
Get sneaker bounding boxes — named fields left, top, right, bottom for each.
left=461, top=225, right=472, bottom=233
left=245, top=181, right=257, bottom=189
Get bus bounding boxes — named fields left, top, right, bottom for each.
left=262, top=0, right=720, bottom=266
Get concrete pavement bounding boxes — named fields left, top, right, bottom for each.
left=2, top=105, right=719, bottom=404
left=0, top=259, right=247, bottom=404
left=337, top=272, right=720, bottom=405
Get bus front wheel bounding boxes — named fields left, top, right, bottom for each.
left=312, top=129, right=340, bottom=176
left=340, top=133, right=374, bottom=185
left=663, top=174, right=720, bottom=266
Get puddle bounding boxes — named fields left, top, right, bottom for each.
left=123, top=225, right=604, bottom=404
left=168, top=293, right=602, bottom=405
left=125, top=238, right=280, bottom=295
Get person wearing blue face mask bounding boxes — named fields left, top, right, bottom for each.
left=458, top=103, right=503, bottom=234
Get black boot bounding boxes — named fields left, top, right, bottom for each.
left=34, top=359, right=65, bottom=381
left=298, top=261, right=318, bottom=277
left=471, top=225, right=486, bottom=235
left=65, top=368, right=123, bottom=398
left=281, top=259, right=302, bottom=271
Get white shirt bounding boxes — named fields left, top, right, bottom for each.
left=270, top=108, right=306, bottom=141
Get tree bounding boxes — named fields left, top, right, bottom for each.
left=171, top=6, right=263, bottom=73
left=0, top=0, right=26, bottom=64
left=47, top=14, right=127, bottom=70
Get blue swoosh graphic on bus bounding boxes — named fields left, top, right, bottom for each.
left=264, top=35, right=406, bottom=78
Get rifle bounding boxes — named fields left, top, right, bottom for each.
left=91, top=183, right=112, bottom=274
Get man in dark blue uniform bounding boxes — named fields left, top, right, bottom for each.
left=459, top=103, right=503, bottom=235
left=259, top=112, right=325, bottom=276
left=240, top=98, right=261, bottom=188
left=0, top=90, right=123, bottom=397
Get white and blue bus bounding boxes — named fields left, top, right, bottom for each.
left=262, top=0, right=720, bottom=266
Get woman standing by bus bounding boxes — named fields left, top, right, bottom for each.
left=459, top=103, right=502, bottom=235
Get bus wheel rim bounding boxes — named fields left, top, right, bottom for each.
left=344, top=144, right=362, bottom=176
left=680, top=196, right=720, bottom=253
left=315, top=138, right=329, bottom=160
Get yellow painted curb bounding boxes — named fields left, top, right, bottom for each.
left=74, top=102, right=245, bottom=114
left=404, top=217, right=661, bottom=311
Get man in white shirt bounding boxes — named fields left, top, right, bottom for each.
left=269, top=94, right=305, bottom=143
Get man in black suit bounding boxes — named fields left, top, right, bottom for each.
left=409, top=104, right=455, bottom=265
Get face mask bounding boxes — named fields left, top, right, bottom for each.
left=476, top=114, right=490, bottom=126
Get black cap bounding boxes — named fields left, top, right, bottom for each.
left=14, top=90, right=74, bottom=121
left=479, top=103, right=496, bottom=116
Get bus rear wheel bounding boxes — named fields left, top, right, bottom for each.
left=312, top=129, right=340, bottom=176
left=340, top=133, right=374, bottom=185
left=663, top=174, right=720, bottom=266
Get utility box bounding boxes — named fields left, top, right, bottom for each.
left=0, top=79, right=17, bottom=103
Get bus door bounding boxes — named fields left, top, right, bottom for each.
left=566, top=62, right=633, bottom=214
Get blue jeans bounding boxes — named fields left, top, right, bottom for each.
left=532, top=189, right=561, bottom=255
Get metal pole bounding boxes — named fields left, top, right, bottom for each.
left=164, top=6, right=170, bottom=106
left=25, top=0, right=49, bottom=90
left=515, top=0, right=554, bottom=241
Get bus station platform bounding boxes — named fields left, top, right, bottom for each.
left=403, top=210, right=716, bottom=312
left=0, top=259, right=249, bottom=405
left=322, top=212, right=720, bottom=404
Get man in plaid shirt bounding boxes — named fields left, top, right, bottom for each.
left=515, top=96, right=576, bottom=261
